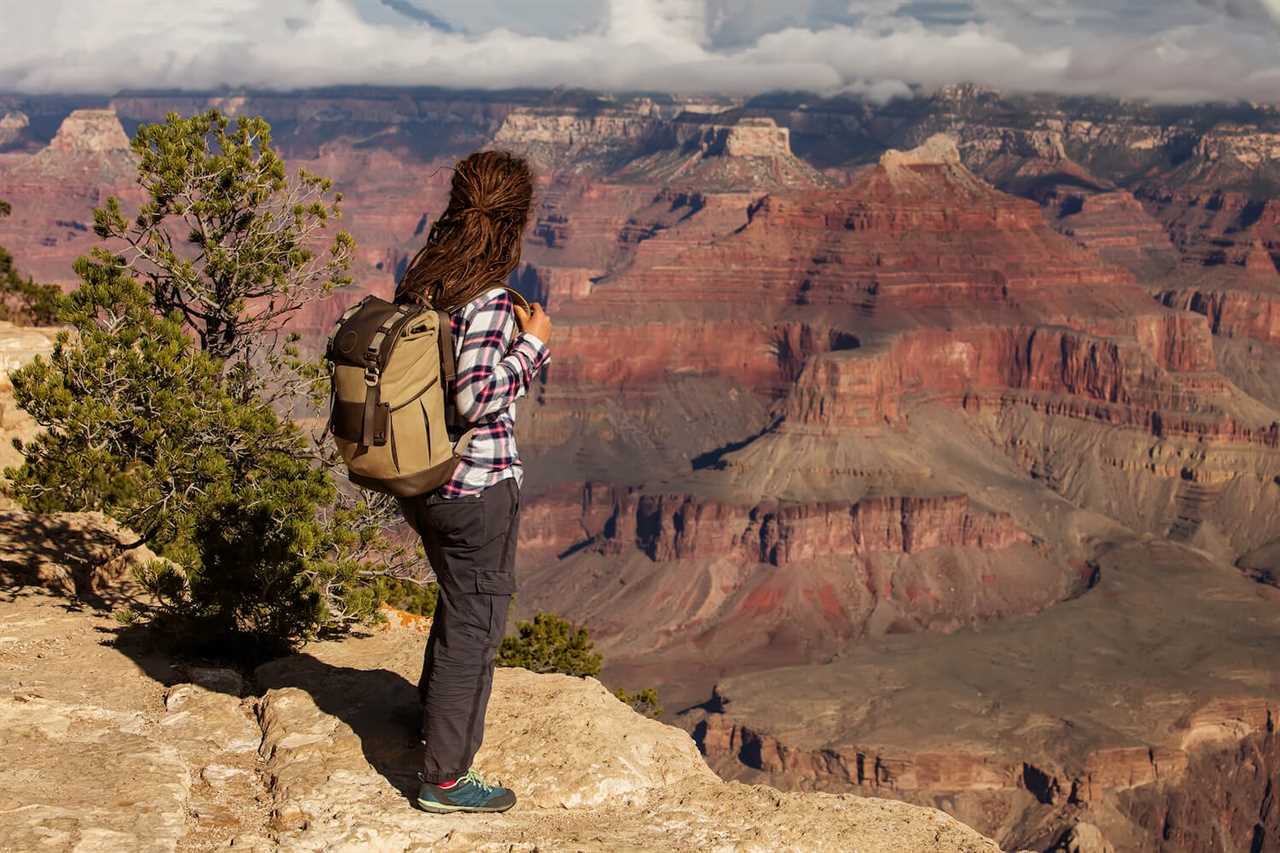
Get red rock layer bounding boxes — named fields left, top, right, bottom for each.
left=1054, top=191, right=1175, bottom=264
left=756, top=496, right=1028, bottom=564
left=568, top=157, right=1132, bottom=312
left=520, top=483, right=1029, bottom=566
left=1114, top=728, right=1280, bottom=853
left=1144, top=189, right=1280, bottom=270
left=697, top=715, right=1014, bottom=792
left=785, top=317, right=1224, bottom=433
left=0, top=109, right=140, bottom=284
left=1157, top=287, right=1280, bottom=346
left=697, top=696, right=1275, bottom=803
left=532, top=151, right=1180, bottom=430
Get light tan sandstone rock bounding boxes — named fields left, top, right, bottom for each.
left=251, top=624, right=1007, bottom=852
left=0, top=577, right=1010, bottom=852
left=45, top=109, right=131, bottom=155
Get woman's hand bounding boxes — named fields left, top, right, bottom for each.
left=514, top=302, right=553, bottom=344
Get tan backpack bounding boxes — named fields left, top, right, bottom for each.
left=325, top=295, right=471, bottom=497
left=324, top=288, right=529, bottom=497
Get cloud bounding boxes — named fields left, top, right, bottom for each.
left=1, top=0, right=1279, bottom=103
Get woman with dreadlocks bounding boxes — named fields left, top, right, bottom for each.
left=393, top=150, right=552, bottom=814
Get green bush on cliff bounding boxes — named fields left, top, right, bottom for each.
left=0, top=200, right=64, bottom=326
left=376, top=576, right=440, bottom=618
left=497, top=613, right=660, bottom=707
left=4, top=111, right=422, bottom=653
left=91, top=109, right=354, bottom=399
left=6, top=260, right=374, bottom=651
left=497, top=612, right=603, bottom=678
left=615, top=687, right=664, bottom=718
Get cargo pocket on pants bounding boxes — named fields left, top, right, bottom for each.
left=474, top=480, right=519, bottom=595
left=476, top=573, right=515, bottom=595
left=475, top=531, right=517, bottom=593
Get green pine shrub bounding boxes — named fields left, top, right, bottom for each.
left=497, top=612, right=603, bottom=678
left=376, top=577, right=440, bottom=618
left=615, top=687, right=664, bottom=718
left=7, top=260, right=370, bottom=653
left=91, top=109, right=354, bottom=397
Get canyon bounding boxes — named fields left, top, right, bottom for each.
left=3, top=86, right=1280, bottom=851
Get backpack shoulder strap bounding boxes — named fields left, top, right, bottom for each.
left=428, top=287, right=531, bottom=387
left=436, top=310, right=456, bottom=382
left=472, top=284, right=531, bottom=313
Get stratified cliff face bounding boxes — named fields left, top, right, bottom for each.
left=0, top=108, right=140, bottom=285
left=1053, top=191, right=1177, bottom=269
left=520, top=483, right=1061, bottom=674
left=495, top=101, right=821, bottom=190
left=507, top=125, right=1280, bottom=853
left=690, top=540, right=1280, bottom=853
left=5, top=87, right=1280, bottom=853
left=1157, top=284, right=1280, bottom=344
left=43, top=108, right=131, bottom=155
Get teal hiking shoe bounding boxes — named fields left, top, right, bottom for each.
left=416, top=769, right=516, bottom=814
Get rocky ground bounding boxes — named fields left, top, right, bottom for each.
left=0, top=512, right=1011, bottom=853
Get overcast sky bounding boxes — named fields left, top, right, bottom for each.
left=2, top=0, right=1280, bottom=103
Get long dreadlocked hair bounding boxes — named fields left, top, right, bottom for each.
left=396, top=150, right=535, bottom=312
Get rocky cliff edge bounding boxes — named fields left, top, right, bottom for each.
left=0, top=550, right=1011, bottom=852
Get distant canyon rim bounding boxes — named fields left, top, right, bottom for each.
left=2, top=85, right=1280, bottom=852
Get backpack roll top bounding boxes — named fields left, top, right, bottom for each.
left=325, top=295, right=468, bottom=497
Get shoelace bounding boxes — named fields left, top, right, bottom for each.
left=462, top=769, right=495, bottom=793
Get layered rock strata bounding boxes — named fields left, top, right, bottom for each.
left=689, top=539, right=1280, bottom=852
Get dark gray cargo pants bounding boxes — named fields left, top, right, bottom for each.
left=397, top=477, right=520, bottom=784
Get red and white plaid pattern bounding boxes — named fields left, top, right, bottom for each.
left=440, top=288, right=549, bottom=498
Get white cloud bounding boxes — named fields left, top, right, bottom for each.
left=0, top=0, right=1278, bottom=102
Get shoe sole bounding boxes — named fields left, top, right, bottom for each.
left=416, top=798, right=515, bottom=815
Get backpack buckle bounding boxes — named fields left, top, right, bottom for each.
left=364, top=365, right=380, bottom=386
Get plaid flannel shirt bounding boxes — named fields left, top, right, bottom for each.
left=439, top=288, right=550, bottom=499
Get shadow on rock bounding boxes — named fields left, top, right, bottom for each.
left=0, top=509, right=146, bottom=611
left=102, top=614, right=426, bottom=803
left=256, top=652, right=426, bottom=799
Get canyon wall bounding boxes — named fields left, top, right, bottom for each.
left=522, top=484, right=1029, bottom=565
left=689, top=539, right=1280, bottom=852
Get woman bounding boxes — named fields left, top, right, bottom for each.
left=394, top=150, right=552, bottom=814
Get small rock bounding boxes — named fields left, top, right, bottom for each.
left=192, top=802, right=240, bottom=828
left=185, top=666, right=246, bottom=696
left=1053, top=822, right=1116, bottom=853
left=163, top=684, right=261, bottom=754
left=201, top=764, right=251, bottom=787
left=270, top=805, right=309, bottom=832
